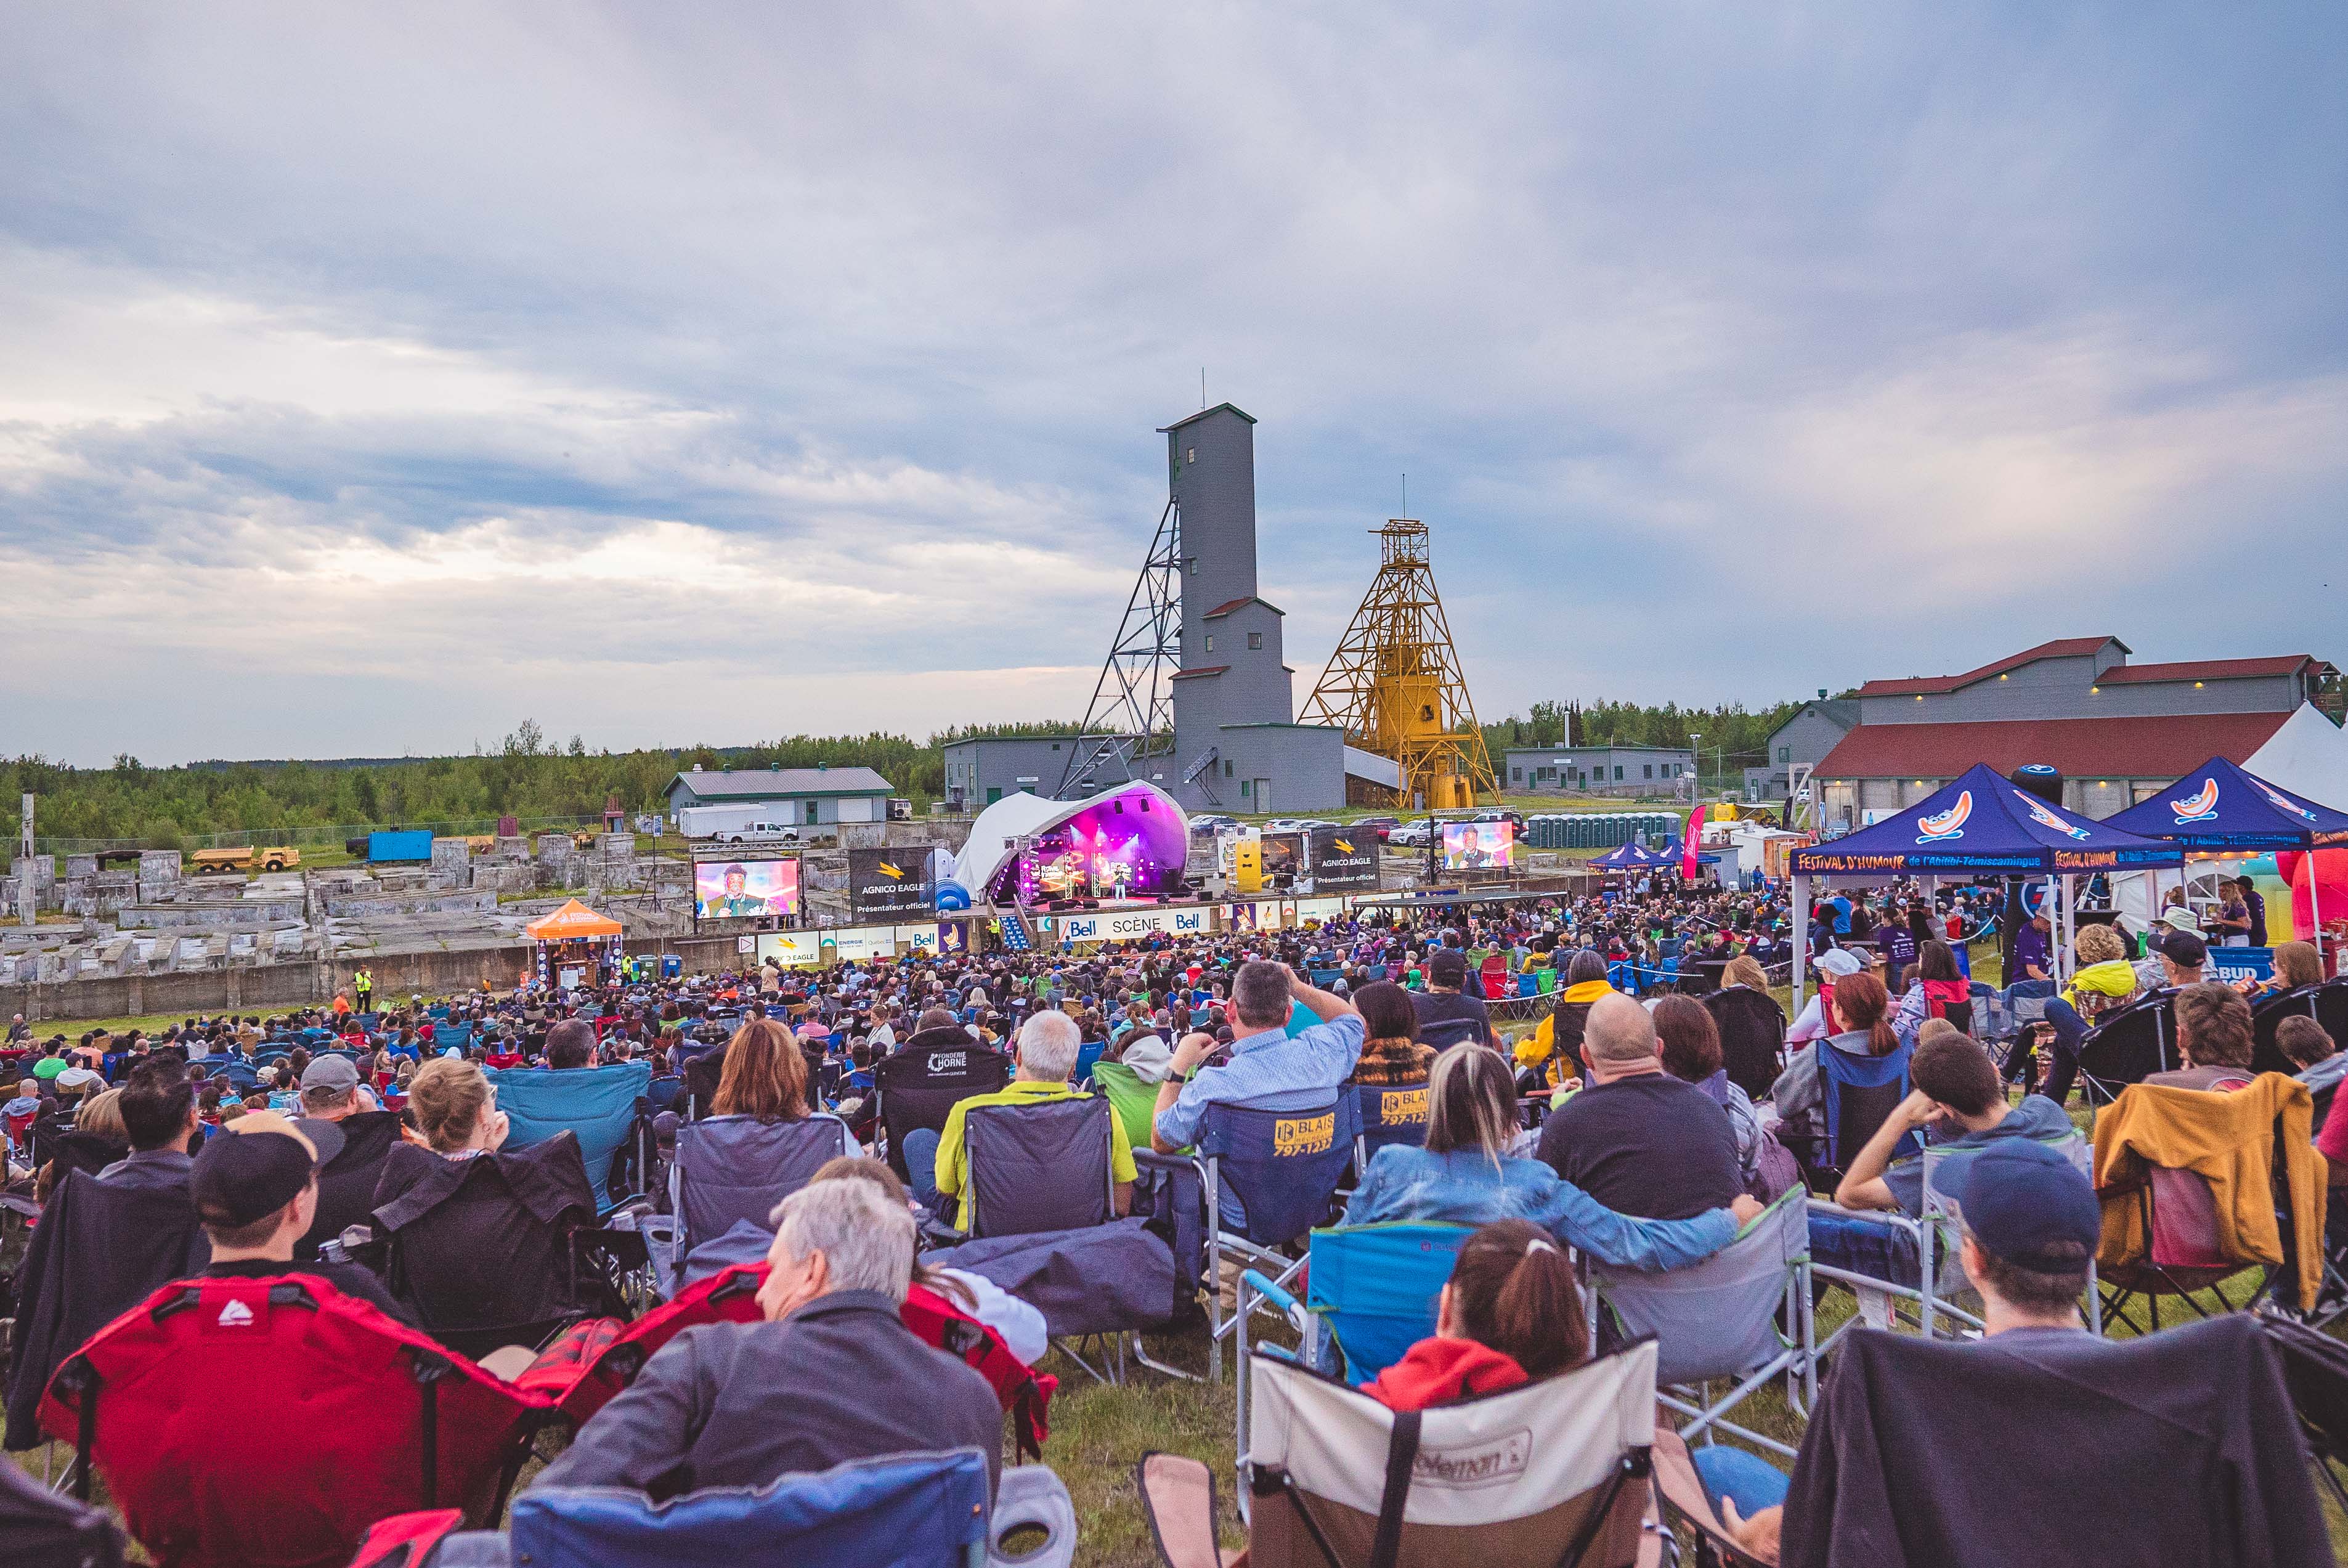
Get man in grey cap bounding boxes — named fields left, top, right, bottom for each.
left=293, top=1054, right=404, bottom=1264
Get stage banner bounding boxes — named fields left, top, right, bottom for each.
left=1058, top=905, right=1213, bottom=944
left=1294, top=896, right=1346, bottom=923
left=847, top=846, right=940, bottom=919
left=896, top=922, right=967, bottom=954
left=824, top=925, right=901, bottom=962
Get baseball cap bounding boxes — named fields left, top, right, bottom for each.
left=1428, top=949, right=1467, bottom=985
left=1938, top=1139, right=2100, bottom=1272
left=191, top=1113, right=329, bottom=1230
left=1815, top=949, right=1866, bottom=978
left=301, top=1055, right=361, bottom=1094
left=2153, top=929, right=2209, bottom=967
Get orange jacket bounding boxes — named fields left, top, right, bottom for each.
left=2092, top=1071, right=2326, bottom=1309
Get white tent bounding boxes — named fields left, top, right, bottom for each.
left=2244, top=703, right=2348, bottom=810
left=950, top=781, right=1190, bottom=899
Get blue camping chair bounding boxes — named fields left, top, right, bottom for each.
left=1193, top=1095, right=1362, bottom=1382
left=1307, top=968, right=1342, bottom=991
left=487, top=1060, right=654, bottom=1211
left=1516, top=973, right=1538, bottom=997
left=1352, top=1081, right=1430, bottom=1163
left=1073, top=1040, right=1106, bottom=1087
left=355, top=1448, right=1076, bottom=1568
left=1815, top=1039, right=1917, bottom=1179
left=213, top=1061, right=261, bottom=1094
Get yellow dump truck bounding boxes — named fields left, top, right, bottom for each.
left=190, top=846, right=302, bottom=875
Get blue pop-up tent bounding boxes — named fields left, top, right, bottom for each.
left=2103, top=755, right=2348, bottom=969
left=1786, top=763, right=2182, bottom=1004
left=1589, top=841, right=1672, bottom=871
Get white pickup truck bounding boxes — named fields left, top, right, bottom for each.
left=706, top=821, right=803, bottom=847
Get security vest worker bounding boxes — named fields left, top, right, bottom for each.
left=352, top=967, right=374, bottom=1013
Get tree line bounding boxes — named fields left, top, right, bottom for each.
left=7, top=699, right=1812, bottom=846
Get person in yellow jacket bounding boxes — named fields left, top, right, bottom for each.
left=1514, top=950, right=1615, bottom=1090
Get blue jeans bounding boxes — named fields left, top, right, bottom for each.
left=901, top=1127, right=943, bottom=1213
left=1691, top=1445, right=1789, bottom=1519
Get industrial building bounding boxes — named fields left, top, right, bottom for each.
left=1503, top=744, right=1695, bottom=795
left=1810, top=636, right=2341, bottom=829
left=1743, top=699, right=1859, bottom=800
left=662, top=763, right=896, bottom=826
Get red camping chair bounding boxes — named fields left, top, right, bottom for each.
left=540, top=1261, right=1056, bottom=1458
left=39, top=1274, right=554, bottom=1568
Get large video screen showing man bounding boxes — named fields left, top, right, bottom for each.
left=694, top=858, right=801, bottom=920
left=1440, top=821, right=1517, bottom=871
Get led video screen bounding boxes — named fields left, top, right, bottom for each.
left=1440, top=821, right=1518, bottom=871
left=694, top=857, right=802, bottom=920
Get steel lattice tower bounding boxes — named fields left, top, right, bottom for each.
left=1300, top=519, right=1497, bottom=810
left=1057, top=496, right=1181, bottom=798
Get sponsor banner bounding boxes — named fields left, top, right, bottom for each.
left=1294, top=896, right=1346, bottom=924
left=824, top=926, right=900, bottom=962
left=1273, top=1110, right=1337, bottom=1156
left=895, top=922, right=964, bottom=954
left=1226, top=900, right=1290, bottom=933
left=847, top=847, right=940, bottom=919
left=2206, top=946, right=2275, bottom=985
left=755, top=931, right=828, bottom=969
left=1307, top=826, right=1381, bottom=892
left=1057, top=904, right=1213, bottom=945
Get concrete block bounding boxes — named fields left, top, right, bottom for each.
left=139, top=850, right=183, bottom=883
left=65, top=855, right=97, bottom=881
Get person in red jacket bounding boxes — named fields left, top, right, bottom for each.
left=1363, top=1219, right=1585, bottom=1412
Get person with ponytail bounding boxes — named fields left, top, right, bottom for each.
left=1363, top=1219, right=1587, bottom=1410
left=1767, top=967, right=1900, bottom=1155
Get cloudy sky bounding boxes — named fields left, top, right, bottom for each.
left=5, top=4, right=2344, bottom=766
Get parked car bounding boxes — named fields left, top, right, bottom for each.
left=1473, top=810, right=1528, bottom=832
left=1388, top=820, right=1434, bottom=848
left=717, top=822, right=803, bottom=847
left=1190, top=813, right=1239, bottom=837
left=1352, top=816, right=1402, bottom=840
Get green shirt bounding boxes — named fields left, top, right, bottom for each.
left=932, top=1078, right=1138, bottom=1232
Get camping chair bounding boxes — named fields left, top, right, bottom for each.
left=549, top=1262, right=1056, bottom=1461
left=1699, top=988, right=1787, bottom=1101
left=2257, top=1312, right=2348, bottom=1522
left=485, top=1060, right=654, bottom=1212
left=2315, top=978, right=2348, bottom=1046
left=1647, top=1423, right=1776, bottom=1568
left=1588, top=1188, right=1815, bottom=1459
left=664, top=1113, right=855, bottom=1289
left=2002, top=977, right=2057, bottom=1035
left=1352, top=1081, right=1431, bottom=1164
left=368, top=1135, right=636, bottom=1360
left=1414, top=1015, right=1485, bottom=1052
left=0, top=1447, right=126, bottom=1567
left=2073, top=993, right=2176, bottom=1109
left=1092, top=1060, right=1167, bottom=1152
left=1074, top=1039, right=1107, bottom=1086
left=1235, top=1223, right=1469, bottom=1481
left=1798, top=1039, right=1915, bottom=1189
left=2251, top=985, right=2328, bottom=1076
left=351, top=1448, right=1076, bottom=1568
left=2094, top=1079, right=2325, bottom=1334
left=39, top=1274, right=551, bottom=1568
left=875, top=1040, right=1012, bottom=1184
left=1194, top=1096, right=1362, bottom=1381
left=1809, top=1131, right=2099, bottom=1350
left=962, top=1095, right=1117, bottom=1240
left=4, top=1170, right=209, bottom=1456
left=1138, top=1340, right=1660, bottom=1566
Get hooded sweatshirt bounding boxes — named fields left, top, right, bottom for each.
left=1516, top=980, right=1615, bottom=1086
left=1363, top=1336, right=1530, bottom=1412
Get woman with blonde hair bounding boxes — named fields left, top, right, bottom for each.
left=1344, top=1044, right=1753, bottom=1269
left=402, top=1055, right=510, bottom=1156
left=710, top=1017, right=813, bottom=1120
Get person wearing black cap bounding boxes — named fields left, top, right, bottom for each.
left=1410, top=949, right=1496, bottom=1052
left=194, top=1111, right=413, bottom=1324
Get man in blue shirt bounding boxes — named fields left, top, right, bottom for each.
left=1150, top=961, right=1363, bottom=1227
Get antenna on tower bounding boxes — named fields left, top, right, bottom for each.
left=1301, top=518, right=1498, bottom=811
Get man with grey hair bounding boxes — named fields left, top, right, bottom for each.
left=1534, top=991, right=1742, bottom=1221
left=535, top=1174, right=1003, bottom=1497
left=926, top=1007, right=1135, bottom=1232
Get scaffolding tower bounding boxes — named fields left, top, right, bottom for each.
left=1301, top=519, right=1498, bottom=810
left=1057, top=496, right=1181, bottom=798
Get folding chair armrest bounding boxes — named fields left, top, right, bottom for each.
left=1240, top=1269, right=1302, bottom=1316
left=919, top=1217, right=970, bottom=1250
left=1805, top=1198, right=1923, bottom=1238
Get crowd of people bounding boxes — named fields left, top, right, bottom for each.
left=2, top=867, right=2340, bottom=1566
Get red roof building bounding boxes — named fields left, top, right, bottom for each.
left=1813, top=636, right=2337, bottom=828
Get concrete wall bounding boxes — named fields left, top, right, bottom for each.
left=1217, top=724, right=1347, bottom=812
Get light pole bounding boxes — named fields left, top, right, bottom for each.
left=1688, top=733, right=1702, bottom=802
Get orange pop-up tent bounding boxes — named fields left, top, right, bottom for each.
left=526, top=900, right=624, bottom=989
